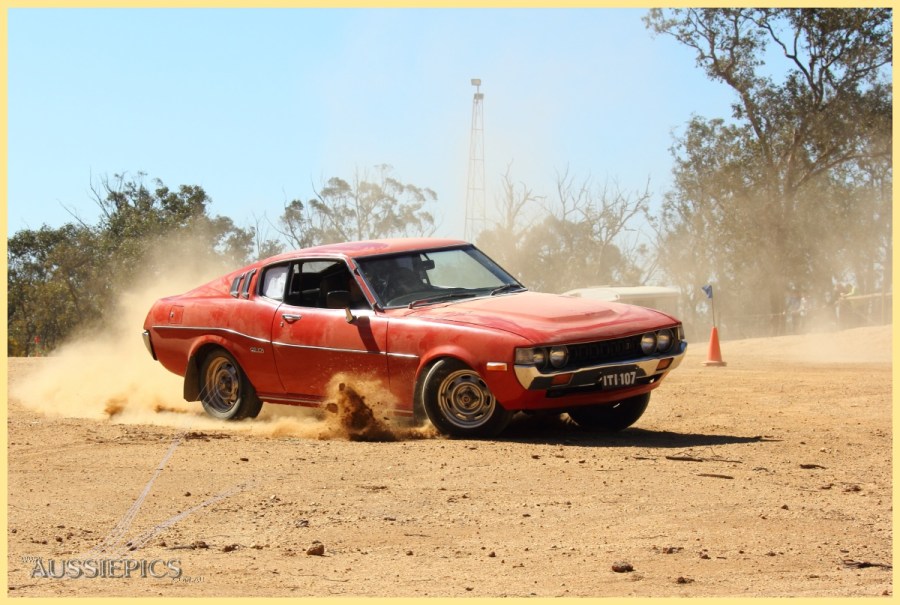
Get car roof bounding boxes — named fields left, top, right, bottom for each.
left=260, top=237, right=469, bottom=265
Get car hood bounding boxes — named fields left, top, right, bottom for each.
left=401, top=291, right=677, bottom=344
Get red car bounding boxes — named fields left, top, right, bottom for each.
left=142, top=238, right=686, bottom=437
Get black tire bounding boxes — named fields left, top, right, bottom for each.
left=199, top=350, right=263, bottom=420
left=566, top=393, right=650, bottom=432
left=421, top=359, right=512, bottom=438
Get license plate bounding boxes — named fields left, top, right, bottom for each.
left=597, top=370, right=638, bottom=388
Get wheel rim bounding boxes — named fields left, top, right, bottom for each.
left=436, top=369, right=497, bottom=429
left=204, top=357, right=240, bottom=413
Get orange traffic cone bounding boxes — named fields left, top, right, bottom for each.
left=702, top=326, right=727, bottom=367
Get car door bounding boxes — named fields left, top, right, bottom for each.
left=268, top=260, right=390, bottom=405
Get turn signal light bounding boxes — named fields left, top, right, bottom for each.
left=551, top=373, right=573, bottom=386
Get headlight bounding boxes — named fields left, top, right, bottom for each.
left=549, top=346, right=568, bottom=368
left=656, top=329, right=673, bottom=353
left=640, top=332, right=657, bottom=355
left=515, top=347, right=546, bottom=367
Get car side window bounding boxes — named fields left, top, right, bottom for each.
left=284, top=263, right=316, bottom=307
left=261, top=265, right=289, bottom=301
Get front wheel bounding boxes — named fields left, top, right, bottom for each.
left=199, top=350, right=263, bottom=420
left=566, top=393, right=650, bottom=432
left=421, top=359, right=512, bottom=438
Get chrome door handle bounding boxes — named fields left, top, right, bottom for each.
left=281, top=313, right=302, bottom=323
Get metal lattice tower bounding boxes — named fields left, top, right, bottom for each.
left=464, top=78, right=486, bottom=242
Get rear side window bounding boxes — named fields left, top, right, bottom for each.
left=261, top=265, right=289, bottom=300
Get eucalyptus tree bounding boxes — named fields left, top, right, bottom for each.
left=278, top=164, right=437, bottom=249
left=8, top=173, right=265, bottom=355
left=645, top=8, right=892, bottom=333
left=477, top=166, right=654, bottom=294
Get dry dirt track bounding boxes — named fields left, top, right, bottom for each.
left=6, top=326, right=893, bottom=597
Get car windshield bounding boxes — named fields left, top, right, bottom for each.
left=355, top=246, right=524, bottom=309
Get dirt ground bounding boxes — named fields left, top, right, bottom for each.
left=5, top=325, right=893, bottom=597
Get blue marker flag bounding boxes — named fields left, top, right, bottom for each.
left=702, top=284, right=713, bottom=299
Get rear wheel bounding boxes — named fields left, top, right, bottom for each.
left=199, top=350, right=263, bottom=420
left=566, top=393, right=650, bottom=432
left=421, top=359, right=512, bottom=438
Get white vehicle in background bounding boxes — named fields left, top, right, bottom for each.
left=563, top=286, right=681, bottom=317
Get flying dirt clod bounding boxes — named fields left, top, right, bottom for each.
left=323, top=382, right=399, bottom=442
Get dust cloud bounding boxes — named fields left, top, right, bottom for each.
left=9, top=237, right=438, bottom=442
left=714, top=325, right=892, bottom=365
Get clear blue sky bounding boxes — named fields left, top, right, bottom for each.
left=8, top=8, right=735, bottom=240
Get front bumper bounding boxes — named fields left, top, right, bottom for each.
left=514, top=341, right=687, bottom=396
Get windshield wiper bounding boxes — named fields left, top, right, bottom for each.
left=408, top=291, right=478, bottom=308
left=490, top=284, right=526, bottom=296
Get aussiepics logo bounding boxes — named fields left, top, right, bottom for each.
left=29, top=558, right=182, bottom=579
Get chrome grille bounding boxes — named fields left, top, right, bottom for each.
left=567, top=335, right=643, bottom=367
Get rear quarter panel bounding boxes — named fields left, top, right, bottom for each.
left=143, top=269, right=283, bottom=395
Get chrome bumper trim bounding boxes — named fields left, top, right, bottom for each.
left=142, top=330, right=157, bottom=360
left=514, top=342, right=687, bottom=390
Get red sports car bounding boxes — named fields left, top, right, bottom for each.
left=142, top=238, right=686, bottom=437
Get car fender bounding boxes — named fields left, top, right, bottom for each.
left=409, top=330, right=526, bottom=418
left=183, top=355, right=201, bottom=402
left=415, top=343, right=483, bottom=375
left=182, top=335, right=245, bottom=402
